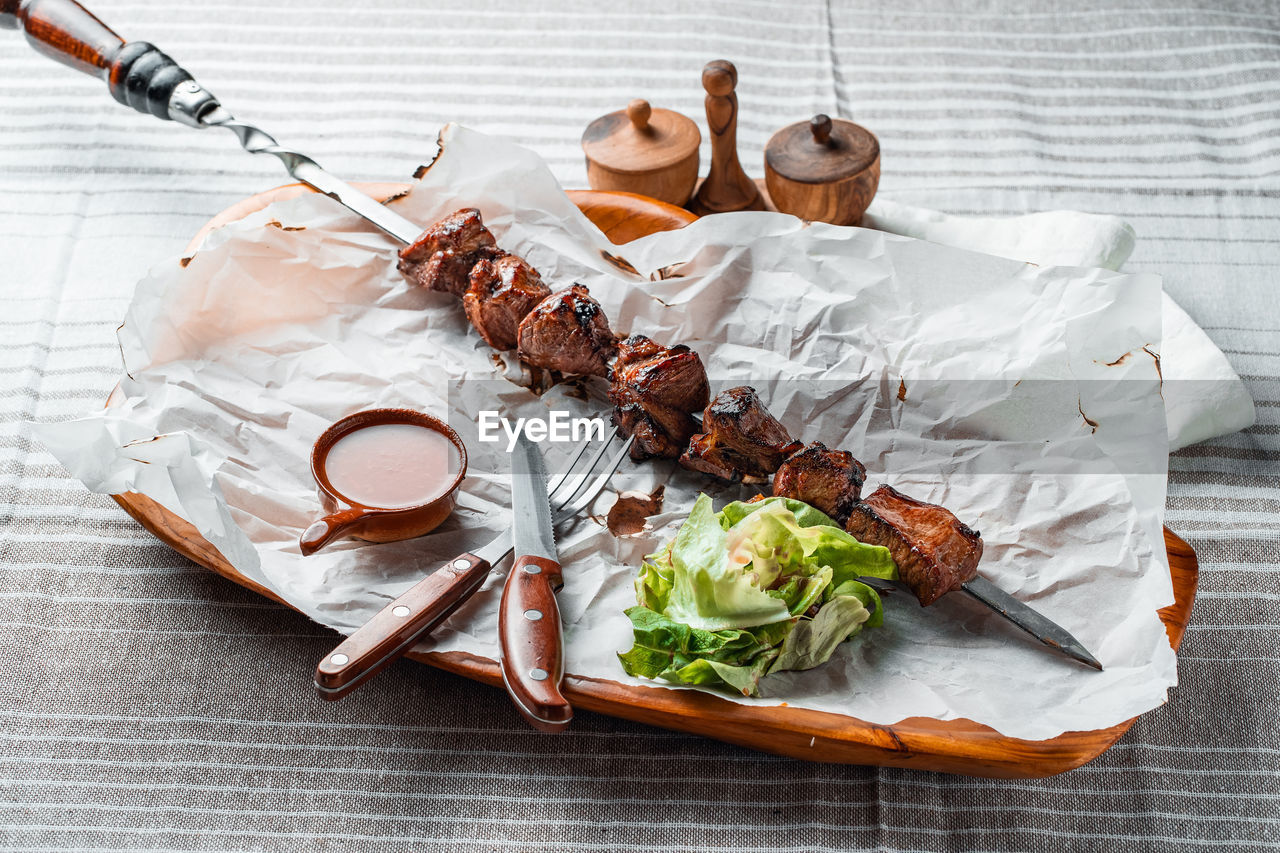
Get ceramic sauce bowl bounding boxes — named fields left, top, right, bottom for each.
left=299, top=408, right=467, bottom=556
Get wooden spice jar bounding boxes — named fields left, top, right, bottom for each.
left=764, top=114, right=880, bottom=226
left=581, top=99, right=701, bottom=207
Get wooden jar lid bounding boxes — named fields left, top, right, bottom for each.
left=764, top=114, right=879, bottom=185
left=582, top=99, right=701, bottom=174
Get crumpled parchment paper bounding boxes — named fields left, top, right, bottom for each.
left=862, top=200, right=1255, bottom=451
left=39, top=125, right=1177, bottom=741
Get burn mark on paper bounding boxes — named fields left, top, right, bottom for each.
left=600, top=251, right=641, bottom=278
left=1099, top=351, right=1132, bottom=367
left=1078, top=398, right=1099, bottom=433
left=559, top=376, right=591, bottom=402
left=411, top=131, right=448, bottom=181
left=1142, top=345, right=1162, bottom=383
left=116, top=323, right=134, bottom=382
left=650, top=262, right=688, bottom=281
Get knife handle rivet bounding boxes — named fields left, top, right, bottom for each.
left=452, top=558, right=471, bottom=570
left=392, top=605, right=410, bottom=618
left=523, top=609, right=543, bottom=621
left=523, top=564, right=541, bottom=574
left=330, top=653, right=349, bottom=667
left=529, top=668, right=548, bottom=681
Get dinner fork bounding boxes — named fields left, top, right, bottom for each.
left=314, top=428, right=634, bottom=700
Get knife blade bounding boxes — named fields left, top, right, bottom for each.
left=498, top=435, right=572, bottom=732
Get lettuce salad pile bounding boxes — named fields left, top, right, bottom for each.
left=618, top=494, right=898, bottom=697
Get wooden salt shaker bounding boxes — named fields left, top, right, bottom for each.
left=689, top=59, right=764, bottom=215
left=582, top=99, right=701, bottom=207
left=764, top=114, right=880, bottom=225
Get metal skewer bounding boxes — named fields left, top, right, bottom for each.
left=3, top=0, right=1103, bottom=673
left=196, top=105, right=424, bottom=246
left=961, top=577, right=1103, bottom=670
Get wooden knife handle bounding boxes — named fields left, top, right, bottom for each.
left=314, top=552, right=493, bottom=701
left=1, top=0, right=209, bottom=121
left=498, top=555, right=572, bottom=732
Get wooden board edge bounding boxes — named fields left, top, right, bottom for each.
left=106, top=458, right=1197, bottom=778
left=411, top=529, right=1196, bottom=777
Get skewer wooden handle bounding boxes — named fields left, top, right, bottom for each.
left=0, top=0, right=202, bottom=120
left=498, top=555, right=572, bottom=732
left=314, top=552, right=493, bottom=700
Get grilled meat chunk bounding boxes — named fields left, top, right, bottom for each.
left=613, top=403, right=696, bottom=460
left=680, top=386, right=802, bottom=482
left=462, top=252, right=550, bottom=351
left=609, top=334, right=710, bottom=460
left=516, top=284, right=618, bottom=377
left=397, top=208, right=497, bottom=296
left=844, top=485, right=982, bottom=607
left=772, top=441, right=866, bottom=524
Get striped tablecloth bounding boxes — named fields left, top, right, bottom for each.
left=1, top=0, right=1277, bottom=849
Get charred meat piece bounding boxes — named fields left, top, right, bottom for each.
left=397, top=208, right=497, bottom=296
left=772, top=441, right=866, bottom=524
left=844, top=485, right=982, bottom=607
left=680, top=386, right=802, bottom=482
left=612, top=335, right=710, bottom=413
left=612, top=402, right=697, bottom=460
left=516, top=284, right=618, bottom=378
left=609, top=334, right=711, bottom=460
left=463, top=252, right=551, bottom=351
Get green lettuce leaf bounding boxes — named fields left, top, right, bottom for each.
left=721, top=496, right=898, bottom=586
left=617, top=606, right=789, bottom=696
left=773, top=594, right=871, bottom=672
left=717, top=495, right=837, bottom=531
left=662, top=495, right=793, bottom=631
left=634, top=540, right=675, bottom=613
left=617, top=494, right=899, bottom=697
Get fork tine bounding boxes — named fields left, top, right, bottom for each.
left=546, top=425, right=613, bottom=496
left=554, top=434, right=634, bottom=521
left=550, top=426, right=619, bottom=511
left=552, top=431, right=620, bottom=510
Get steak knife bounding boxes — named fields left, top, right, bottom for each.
left=499, top=435, right=572, bottom=732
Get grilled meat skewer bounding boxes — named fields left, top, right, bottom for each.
left=463, top=253, right=550, bottom=351
left=398, top=208, right=498, bottom=296
left=681, top=386, right=803, bottom=482
left=772, top=441, right=865, bottom=525
left=390, top=209, right=1101, bottom=669
left=844, top=485, right=983, bottom=606
left=609, top=334, right=710, bottom=461
left=516, top=284, right=618, bottom=378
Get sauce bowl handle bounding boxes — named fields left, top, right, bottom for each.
left=299, top=508, right=368, bottom=556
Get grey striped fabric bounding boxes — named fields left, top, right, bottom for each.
left=1, top=0, right=1277, bottom=850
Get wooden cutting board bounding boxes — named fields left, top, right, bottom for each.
left=107, top=183, right=1198, bottom=778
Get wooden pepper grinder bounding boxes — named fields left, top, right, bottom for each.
left=688, top=59, right=764, bottom=215
left=581, top=98, right=701, bottom=206
left=764, top=114, right=880, bottom=226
